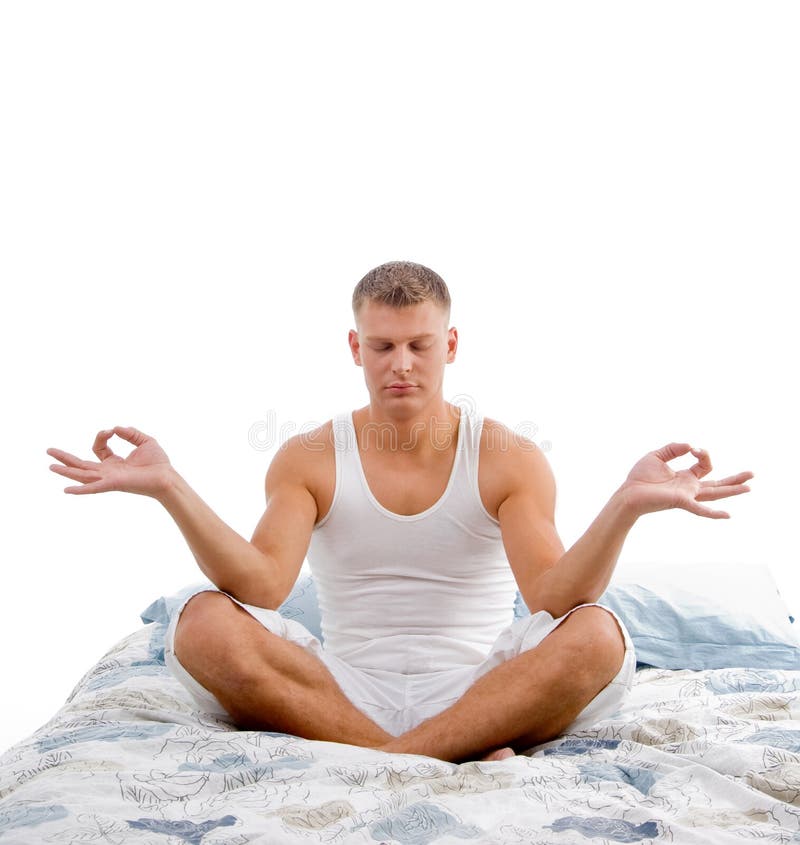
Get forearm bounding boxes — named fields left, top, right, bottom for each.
left=530, top=488, right=638, bottom=618
left=155, top=469, right=279, bottom=608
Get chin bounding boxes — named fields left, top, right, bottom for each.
left=375, top=392, right=424, bottom=411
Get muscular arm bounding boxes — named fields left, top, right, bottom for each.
left=493, top=440, right=577, bottom=618
left=158, top=443, right=316, bottom=609
left=498, top=439, right=752, bottom=620
left=504, top=482, right=637, bottom=619
left=49, top=426, right=318, bottom=610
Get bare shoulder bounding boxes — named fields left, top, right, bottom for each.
left=267, top=420, right=334, bottom=484
left=478, top=416, right=556, bottom=516
left=265, top=420, right=336, bottom=518
left=480, top=416, right=554, bottom=475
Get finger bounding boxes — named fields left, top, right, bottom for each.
left=682, top=499, right=730, bottom=519
left=49, top=464, right=103, bottom=484
left=111, top=426, right=150, bottom=447
left=696, top=483, right=751, bottom=502
left=654, top=442, right=693, bottom=462
left=64, top=480, right=112, bottom=495
left=689, top=447, right=713, bottom=479
left=92, top=429, right=117, bottom=461
left=706, top=471, right=754, bottom=486
left=46, top=448, right=98, bottom=470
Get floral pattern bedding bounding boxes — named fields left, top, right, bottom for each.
left=2, top=621, right=800, bottom=843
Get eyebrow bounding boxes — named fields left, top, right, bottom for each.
left=364, top=333, right=437, bottom=343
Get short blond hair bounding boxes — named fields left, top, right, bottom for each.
left=352, top=260, right=451, bottom=318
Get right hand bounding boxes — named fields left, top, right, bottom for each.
left=48, top=426, right=174, bottom=497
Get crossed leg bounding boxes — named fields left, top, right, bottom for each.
left=172, top=592, right=625, bottom=763
left=173, top=591, right=394, bottom=748
left=378, top=605, right=626, bottom=762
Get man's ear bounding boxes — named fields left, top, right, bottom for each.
left=348, top=329, right=362, bottom=366
left=446, top=326, right=458, bottom=363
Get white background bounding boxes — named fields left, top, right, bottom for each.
left=1, top=2, right=797, bottom=753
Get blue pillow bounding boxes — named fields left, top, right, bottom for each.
left=140, top=583, right=214, bottom=627
left=142, top=574, right=800, bottom=671
left=272, top=574, right=323, bottom=641
left=140, top=574, right=323, bottom=642
left=597, top=582, right=800, bottom=671
left=513, top=580, right=799, bottom=671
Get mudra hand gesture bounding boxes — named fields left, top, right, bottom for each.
left=48, top=427, right=172, bottom=497
left=622, top=442, right=753, bottom=519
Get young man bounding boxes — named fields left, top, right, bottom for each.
left=47, top=260, right=753, bottom=763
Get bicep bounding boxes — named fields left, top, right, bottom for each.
left=249, top=449, right=319, bottom=606
left=497, top=448, right=565, bottom=601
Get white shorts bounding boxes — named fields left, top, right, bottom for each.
left=164, top=587, right=636, bottom=743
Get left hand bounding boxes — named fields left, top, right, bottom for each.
left=621, top=442, right=753, bottom=519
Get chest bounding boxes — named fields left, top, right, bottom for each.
left=309, top=418, right=507, bottom=524
left=357, top=448, right=458, bottom=516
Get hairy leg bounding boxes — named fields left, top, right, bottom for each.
left=378, top=606, right=626, bottom=763
left=173, top=591, right=393, bottom=747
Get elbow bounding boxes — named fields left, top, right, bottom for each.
left=523, top=589, right=602, bottom=620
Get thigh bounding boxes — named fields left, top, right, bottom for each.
left=164, top=587, right=411, bottom=734
left=167, top=588, right=323, bottom=659
left=164, top=587, right=328, bottom=716
left=478, top=603, right=633, bottom=676
left=481, top=603, right=637, bottom=732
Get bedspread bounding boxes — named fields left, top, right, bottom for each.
left=2, top=622, right=800, bottom=843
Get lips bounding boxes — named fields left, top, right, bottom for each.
left=388, top=383, right=416, bottom=388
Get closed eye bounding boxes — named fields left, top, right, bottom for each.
left=373, top=343, right=430, bottom=352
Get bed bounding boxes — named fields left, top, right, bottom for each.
left=2, top=563, right=799, bottom=844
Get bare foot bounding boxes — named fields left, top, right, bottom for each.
left=481, top=746, right=515, bottom=761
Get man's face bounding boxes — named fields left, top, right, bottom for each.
left=348, top=300, right=457, bottom=415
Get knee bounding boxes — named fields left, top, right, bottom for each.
left=173, top=591, right=241, bottom=666
left=563, top=605, right=626, bottom=683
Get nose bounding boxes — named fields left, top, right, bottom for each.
left=391, top=346, right=413, bottom=376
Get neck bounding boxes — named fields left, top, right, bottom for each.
left=355, top=400, right=461, bottom=457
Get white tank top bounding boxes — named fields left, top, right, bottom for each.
left=306, top=407, right=518, bottom=674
